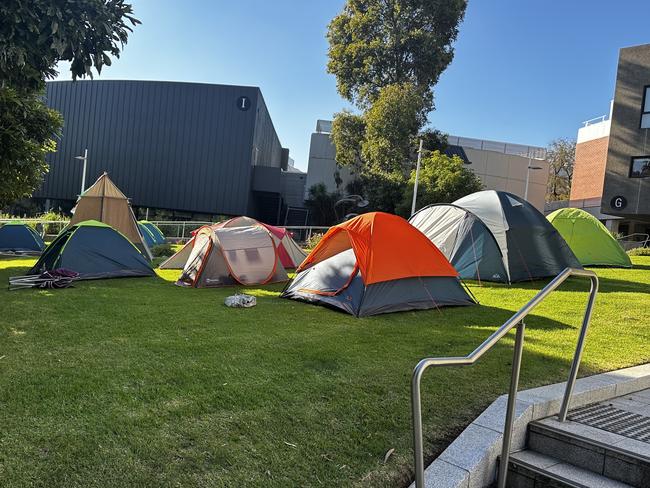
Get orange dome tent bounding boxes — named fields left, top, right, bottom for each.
left=281, top=212, right=475, bottom=316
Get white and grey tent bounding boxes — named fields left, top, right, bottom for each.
left=176, top=225, right=288, bottom=287
left=409, top=191, right=581, bottom=283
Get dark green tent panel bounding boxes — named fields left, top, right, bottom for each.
left=29, top=220, right=155, bottom=280
left=0, top=222, right=45, bottom=254
left=547, top=208, right=632, bottom=268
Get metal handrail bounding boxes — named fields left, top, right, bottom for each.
left=411, top=267, right=599, bottom=488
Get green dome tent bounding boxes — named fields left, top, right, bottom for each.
left=547, top=208, right=631, bottom=268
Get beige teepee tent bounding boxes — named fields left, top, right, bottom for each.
left=68, top=173, right=150, bottom=258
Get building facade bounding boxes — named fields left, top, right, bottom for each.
left=570, top=43, right=650, bottom=237
left=34, top=80, right=305, bottom=224
left=305, top=120, right=549, bottom=212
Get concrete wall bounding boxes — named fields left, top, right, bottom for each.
left=304, top=126, right=549, bottom=211
left=602, top=44, right=650, bottom=218
left=304, top=132, right=353, bottom=198
left=462, top=147, right=549, bottom=211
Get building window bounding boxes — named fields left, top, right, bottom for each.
left=642, top=86, right=650, bottom=128
left=630, top=156, right=650, bottom=178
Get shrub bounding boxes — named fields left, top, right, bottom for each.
left=627, top=247, right=650, bottom=256
left=151, top=243, right=174, bottom=257
left=306, top=233, right=324, bottom=251
left=37, top=211, right=68, bottom=235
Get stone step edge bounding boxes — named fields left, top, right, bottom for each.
left=408, top=362, right=650, bottom=488
left=528, top=419, right=649, bottom=464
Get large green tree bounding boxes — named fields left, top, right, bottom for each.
left=327, top=0, right=467, bottom=213
left=327, top=0, right=467, bottom=109
left=0, top=0, right=140, bottom=208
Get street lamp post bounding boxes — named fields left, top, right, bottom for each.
left=524, top=159, right=543, bottom=201
left=74, top=149, right=89, bottom=194
left=411, top=139, right=424, bottom=216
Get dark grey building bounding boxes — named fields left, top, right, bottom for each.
left=602, top=44, right=650, bottom=221
left=35, top=80, right=306, bottom=223
left=571, top=44, right=650, bottom=240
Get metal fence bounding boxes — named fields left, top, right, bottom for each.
left=618, top=233, right=650, bottom=251
left=0, top=218, right=331, bottom=245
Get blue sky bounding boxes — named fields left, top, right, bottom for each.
left=55, top=0, right=650, bottom=171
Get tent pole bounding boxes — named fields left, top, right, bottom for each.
left=411, top=139, right=424, bottom=216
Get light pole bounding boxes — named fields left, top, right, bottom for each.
left=74, top=149, right=89, bottom=194
left=411, top=139, right=424, bottom=216
left=524, top=163, right=542, bottom=201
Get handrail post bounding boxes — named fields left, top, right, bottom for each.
left=558, top=274, right=599, bottom=421
left=497, top=320, right=526, bottom=488
left=411, top=361, right=427, bottom=488
left=410, top=269, right=597, bottom=488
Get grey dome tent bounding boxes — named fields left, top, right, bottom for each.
left=28, top=220, right=155, bottom=280
left=409, top=191, right=581, bottom=283
left=0, top=222, right=45, bottom=255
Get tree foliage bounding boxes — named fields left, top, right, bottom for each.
left=304, top=183, right=341, bottom=226
left=0, top=0, right=140, bottom=91
left=362, top=83, right=427, bottom=174
left=397, top=150, right=483, bottom=216
left=0, top=0, right=139, bottom=208
left=546, top=138, right=575, bottom=202
left=0, top=88, right=63, bottom=207
left=327, top=0, right=467, bottom=214
left=327, top=0, right=467, bottom=108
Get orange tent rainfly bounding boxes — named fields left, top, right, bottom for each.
left=281, top=212, right=476, bottom=316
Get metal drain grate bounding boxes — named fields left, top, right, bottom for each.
left=568, top=403, right=650, bottom=443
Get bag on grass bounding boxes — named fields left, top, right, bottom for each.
left=224, top=293, right=256, bottom=308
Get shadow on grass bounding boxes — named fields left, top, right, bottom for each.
left=502, top=275, right=648, bottom=295
left=630, top=263, right=650, bottom=271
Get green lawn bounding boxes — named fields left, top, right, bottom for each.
left=1, top=257, right=649, bottom=487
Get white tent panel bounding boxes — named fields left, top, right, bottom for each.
left=214, top=227, right=279, bottom=285
left=453, top=190, right=511, bottom=280
left=409, top=205, right=466, bottom=259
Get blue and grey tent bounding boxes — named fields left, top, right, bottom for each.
left=0, top=222, right=45, bottom=254
left=140, top=221, right=166, bottom=245
left=410, top=191, right=581, bottom=283
left=138, top=222, right=157, bottom=248
left=28, top=220, right=155, bottom=280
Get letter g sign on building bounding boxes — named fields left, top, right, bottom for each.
left=610, top=195, right=627, bottom=210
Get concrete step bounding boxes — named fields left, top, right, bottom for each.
left=506, top=450, right=634, bottom=488
left=527, top=416, right=650, bottom=486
